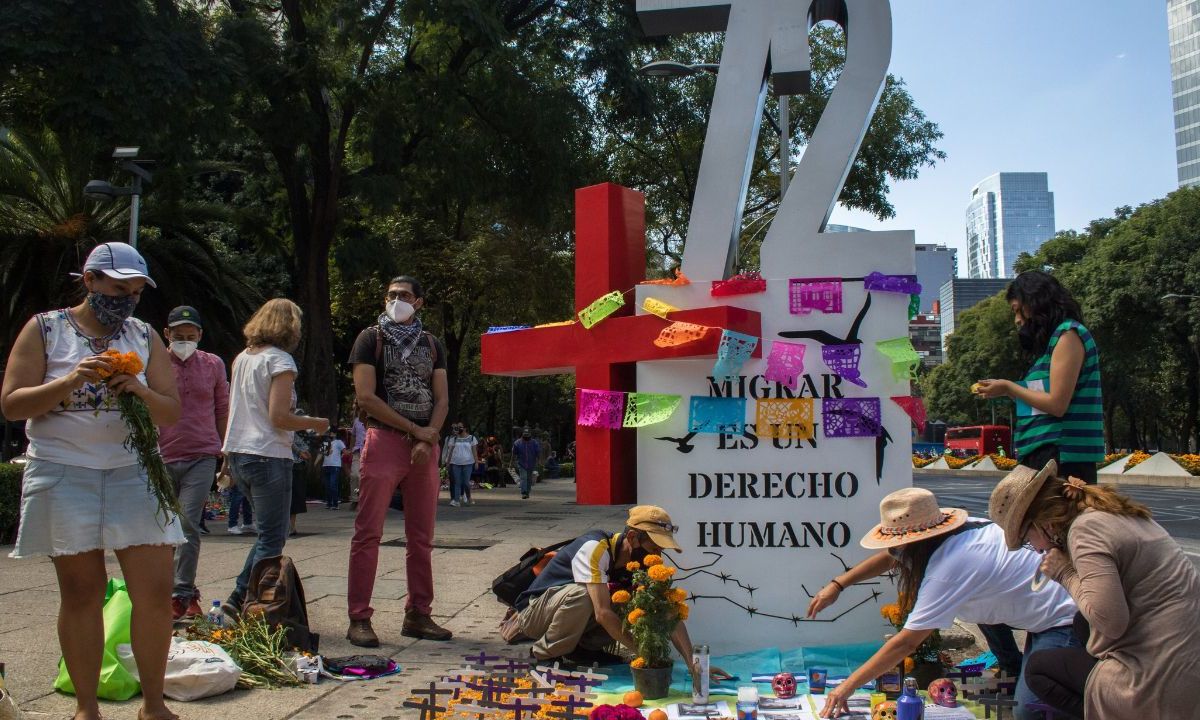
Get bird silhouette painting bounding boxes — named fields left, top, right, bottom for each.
left=779, top=293, right=872, bottom=388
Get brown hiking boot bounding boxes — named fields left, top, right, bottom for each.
left=402, top=610, right=453, bottom=641
left=346, top=618, right=380, bottom=648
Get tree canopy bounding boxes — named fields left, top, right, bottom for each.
left=1, top=0, right=947, bottom=442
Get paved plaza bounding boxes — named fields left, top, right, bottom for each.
left=2, top=473, right=1198, bottom=718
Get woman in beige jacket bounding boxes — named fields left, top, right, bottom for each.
left=990, top=460, right=1200, bottom=719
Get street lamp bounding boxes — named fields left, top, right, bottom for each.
left=84, top=147, right=153, bottom=248
left=637, top=60, right=791, bottom=199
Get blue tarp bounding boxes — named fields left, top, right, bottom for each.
left=595, top=643, right=882, bottom=695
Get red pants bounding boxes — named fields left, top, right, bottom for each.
left=347, top=428, right=440, bottom=619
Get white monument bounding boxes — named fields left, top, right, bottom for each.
left=633, top=0, right=913, bottom=651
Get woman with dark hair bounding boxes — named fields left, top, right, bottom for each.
left=974, top=270, right=1103, bottom=483
left=990, top=460, right=1200, bottom=719
left=809, top=488, right=1078, bottom=720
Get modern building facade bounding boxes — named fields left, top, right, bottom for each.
left=939, top=278, right=1010, bottom=354
left=909, top=311, right=943, bottom=367
left=914, top=244, right=957, bottom=313
left=964, top=173, right=1055, bottom=279
left=1170, top=0, right=1200, bottom=186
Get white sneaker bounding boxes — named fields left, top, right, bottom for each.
left=449, top=500, right=460, bottom=507
left=241, top=523, right=258, bottom=534
left=227, top=525, right=243, bottom=535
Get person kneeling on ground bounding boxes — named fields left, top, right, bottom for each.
left=510, top=505, right=730, bottom=679
left=809, top=488, right=1079, bottom=720
left=990, top=460, right=1200, bottom=720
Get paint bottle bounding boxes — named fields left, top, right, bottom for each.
left=897, top=676, right=923, bottom=720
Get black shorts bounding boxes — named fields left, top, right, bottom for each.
left=1018, top=444, right=1097, bottom=485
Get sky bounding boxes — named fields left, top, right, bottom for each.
left=824, top=0, right=1178, bottom=275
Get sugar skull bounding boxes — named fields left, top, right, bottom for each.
left=871, top=701, right=897, bottom=720
left=928, top=678, right=959, bottom=707
left=771, top=672, right=797, bottom=699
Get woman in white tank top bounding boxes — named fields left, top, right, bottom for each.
left=1, top=242, right=184, bottom=720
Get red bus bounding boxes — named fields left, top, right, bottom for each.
left=944, top=425, right=1011, bottom=457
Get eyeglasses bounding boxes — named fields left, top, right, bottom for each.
left=650, top=521, right=679, bottom=534
left=386, top=290, right=417, bottom=302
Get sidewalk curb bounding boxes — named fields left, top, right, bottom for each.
left=914, top=466, right=1200, bottom=488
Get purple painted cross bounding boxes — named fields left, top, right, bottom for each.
left=463, top=651, right=502, bottom=668
left=499, top=696, right=546, bottom=720
left=547, top=694, right=594, bottom=720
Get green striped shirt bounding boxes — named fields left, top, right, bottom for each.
left=1013, top=320, right=1104, bottom=463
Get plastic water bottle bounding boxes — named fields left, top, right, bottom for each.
left=206, top=600, right=224, bottom=628
left=691, top=644, right=710, bottom=704
left=897, top=676, right=923, bottom=720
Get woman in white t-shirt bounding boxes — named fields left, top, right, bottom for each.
left=808, top=488, right=1078, bottom=720
left=221, top=299, right=328, bottom=614
left=2, top=243, right=184, bottom=720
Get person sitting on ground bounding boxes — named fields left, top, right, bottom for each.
left=989, top=460, right=1200, bottom=720
left=511, top=505, right=730, bottom=679
left=809, top=488, right=1078, bottom=720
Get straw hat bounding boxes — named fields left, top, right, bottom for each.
left=989, top=459, right=1058, bottom=550
left=860, top=488, right=968, bottom=549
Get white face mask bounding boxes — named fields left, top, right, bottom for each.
left=386, top=299, right=416, bottom=323
left=170, top=340, right=198, bottom=361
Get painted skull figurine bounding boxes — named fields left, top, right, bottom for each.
left=771, top=672, right=797, bottom=699
left=928, top=678, right=959, bottom=707
left=871, top=701, right=897, bottom=720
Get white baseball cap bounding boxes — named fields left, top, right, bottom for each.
left=78, top=242, right=156, bottom=288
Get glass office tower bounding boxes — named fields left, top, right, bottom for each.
left=1170, top=0, right=1200, bottom=186
left=964, top=172, right=1055, bottom=279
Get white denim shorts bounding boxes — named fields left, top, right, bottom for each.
left=9, top=458, right=185, bottom=558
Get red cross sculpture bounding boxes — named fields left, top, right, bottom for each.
left=482, top=183, right=761, bottom=504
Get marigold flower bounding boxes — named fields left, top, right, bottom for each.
left=611, top=590, right=632, bottom=604
left=643, top=554, right=663, bottom=567
left=99, top=349, right=144, bottom=379
left=631, top=657, right=647, bottom=669
left=626, top=561, right=641, bottom=572
left=676, top=603, right=690, bottom=620
left=903, top=656, right=915, bottom=673
left=647, top=564, right=675, bottom=582
left=669, top=587, right=688, bottom=603
left=627, top=608, right=645, bottom=624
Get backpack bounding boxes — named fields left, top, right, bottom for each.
left=242, top=555, right=319, bottom=653
left=491, top=539, right=574, bottom=608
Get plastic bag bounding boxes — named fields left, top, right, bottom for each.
left=54, top=578, right=140, bottom=701
left=118, top=638, right=240, bottom=701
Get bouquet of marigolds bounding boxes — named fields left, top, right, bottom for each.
left=186, top=612, right=300, bottom=688
left=98, top=349, right=180, bottom=524
left=612, top=554, right=689, bottom=669
left=881, top=598, right=943, bottom=669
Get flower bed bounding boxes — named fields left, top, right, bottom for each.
left=1097, top=452, right=1128, bottom=469
left=988, top=453, right=1017, bottom=470
left=912, top=455, right=937, bottom=468
left=1124, top=451, right=1152, bottom=471
left=1170, top=454, right=1200, bottom=476
left=945, top=455, right=981, bottom=470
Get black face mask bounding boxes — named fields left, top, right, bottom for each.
left=1017, top=322, right=1043, bottom=354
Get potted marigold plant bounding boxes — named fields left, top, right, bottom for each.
left=612, top=554, right=688, bottom=699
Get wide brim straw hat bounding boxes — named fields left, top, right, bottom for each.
left=860, top=488, right=968, bottom=549
left=989, top=459, right=1058, bottom=550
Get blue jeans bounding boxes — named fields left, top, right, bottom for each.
left=323, top=466, right=341, bottom=508
left=227, top=453, right=293, bottom=602
left=449, top=464, right=472, bottom=502
left=518, top=467, right=533, bottom=495
left=227, top=485, right=253, bottom=527
left=1014, top=624, right=1081, bottom=720
left=167, top=456, right=218, bottom=598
